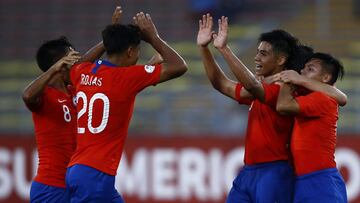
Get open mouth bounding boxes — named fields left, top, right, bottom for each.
left=255, top=64, right=263, bottom=71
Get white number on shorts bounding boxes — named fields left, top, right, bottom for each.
left=76, top=91, right=110, bottom=134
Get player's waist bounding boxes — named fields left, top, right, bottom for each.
left=296, top=167, right=339, bottom=179
left=34, top=173, right=67, bottom=188
left=243, top=160, right=290, bottom=170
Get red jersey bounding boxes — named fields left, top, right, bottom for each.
left=30, top=86, right=77, bottom=188
left=69, top=60, right=161, bottom=175
left=235, top=83, right=293, bottom=165
left=292, top=91, right=338, bottom=176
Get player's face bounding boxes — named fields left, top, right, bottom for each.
left=254, top=42, right=280, bottom=77
left=301, top=59, right=329, bottom=83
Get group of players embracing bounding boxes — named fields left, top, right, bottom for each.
left=23, top=5, right=347, bottom=203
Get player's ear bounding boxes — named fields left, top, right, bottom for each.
left=276, top=55, right=286, bottom=66
left=322, top=73, right=332, bottom=84
left=126, top=46, right=133, bottom=58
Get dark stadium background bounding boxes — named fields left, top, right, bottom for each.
left=0, top=0, right=359, bottom=202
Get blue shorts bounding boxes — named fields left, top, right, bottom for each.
left=30, top=181, right=69, bottom=203
left=66, top=164, right=124, bottom=203
left=226, top=161, right=294, bottom=203
left=294, top=168, right=347, bottom=203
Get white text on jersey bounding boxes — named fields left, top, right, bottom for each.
left=80, top=74, right=103, bottom=87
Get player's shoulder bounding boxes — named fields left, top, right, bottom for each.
left=72, top=61, right=94, bottom=71
left=125, top=64, right=157, bottom=73
left=311, top=91, right=337, bottom=104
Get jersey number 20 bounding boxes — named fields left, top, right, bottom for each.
left=76, top=91, right=110, bottom=134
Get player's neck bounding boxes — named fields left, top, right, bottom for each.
left=271, top=66, right=284, bottom=75
left=107, top=55, right=131, bottom=67
left=48, top=78, right=68, bottom=94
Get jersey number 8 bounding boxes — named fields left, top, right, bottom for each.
left=76, top=91, right=110, bottom=134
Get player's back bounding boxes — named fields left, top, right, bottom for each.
left=69, top=60, right=161, bottom=175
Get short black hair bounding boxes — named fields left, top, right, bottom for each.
left=288, top=44, right=314, bottom=73
left=311, top=52, right=344, bottom=85
left=102, top=24, right=141, bottom=56
left=36, top=36, right=73, bottom=72
left=258, top=29, right=299, bottom=68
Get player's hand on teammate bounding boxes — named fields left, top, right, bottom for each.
left=112, top=6, right=122, bottom=24
left=213, top=16, right=229, bottom=49
left=277, top=70, right=304, bottom=84
left=197, top=13, right=215, bottom=47
left=50, top=50, right=81, bottom=72
left=133, top=12, right=159, bottom=43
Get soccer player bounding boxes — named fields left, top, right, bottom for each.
left=197, top=14, right=347, bottom=202
left=65, top=12, right=187, bottom=202
left=23, top=7, right=123, bottom=203
left=276, top=53, right=347, bottom=203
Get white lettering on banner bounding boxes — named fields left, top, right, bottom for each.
left=208, top=150, right=223, bottom=200
left=0, top=148, right=12, bottom=199
left=336, top=148, right=360, bottom=202
left=152, top=149, right=177, bottom=200
left=14, top=149, right=32, bottom=199
left=116, top=148, right=244, bottom=201
left=116, top=149, right=148, bottom=199
left=0, top=147, right=359, bottom=202
left=178, top=148, right=207, bottom=201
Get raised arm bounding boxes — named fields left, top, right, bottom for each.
left=133, top=12, right=187, bottom=83
left=279, top=70, right=347, bottom=106
left=147, top=52, right=163, bottom=65
left=213, top=16, right=264, bottom=101
left=196, top=14, right=237, bottom=99
left=276, top=83, right=300, bottom=115
left=78, top=6, right=123, bottom=63
left=22, top=51, right=80, bottom=111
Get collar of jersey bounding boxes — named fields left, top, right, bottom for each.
left=92, top=60, right=117, bottom=74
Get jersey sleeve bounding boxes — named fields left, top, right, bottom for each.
left=262, top=83, right=280, bottom=108
left=295, top=91, right=337, bottom=117
left=121, top=64, right=162, bottom=93
left=235, top=83, right=253, bottom=105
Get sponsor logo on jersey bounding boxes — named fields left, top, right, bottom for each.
left=58, top=99, right=67, bottom=103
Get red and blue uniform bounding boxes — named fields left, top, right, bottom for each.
left=28, top=86, right=77, bottom=203
left=293, top=91, right=347, bottom=203
left=226, top=83, right=295, bottom=203
left=66, top=60, right=161, bottom=202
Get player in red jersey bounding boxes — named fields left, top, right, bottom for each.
left=276, top=53, right=347, bottom=203
left=65, top=12, right=187, bottom=202
left=23, top=7, right=123, bottom=203
left=197, top=14, right=347, bottom=202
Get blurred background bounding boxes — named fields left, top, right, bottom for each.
left=0, top=0, right=359, bottom=202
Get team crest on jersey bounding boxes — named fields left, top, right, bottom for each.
left=144, top=65, right=155, bottom=73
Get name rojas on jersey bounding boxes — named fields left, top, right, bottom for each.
left=80, top=74, right=103, bottom=87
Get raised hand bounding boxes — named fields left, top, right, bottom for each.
left=112, top=6, right=123, bottom=24
left=133, top=12, right=159, bottom=43
left=279, top=70, right=303, bottom=84
left=50, top=50, right=81, bottom=72
left=213, top=16, right=228, bottom=49
left=197, top=13, right=214, bottom=47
